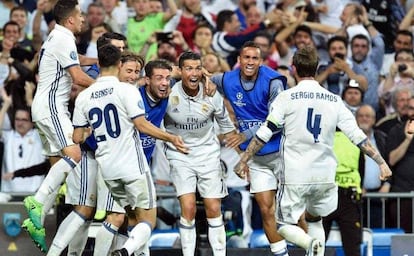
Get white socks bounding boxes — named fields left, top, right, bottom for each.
left=307, top=219, right=325, bottom=255
left=179, top=217, right=196, bottom=256
left=47, top=211, right=86, bottom=256
left=270, top=240, right=289, bottom=256
left=278, top=224, right=312, bottom=249
left=207, top=215, right=226, bottom=256
left=123, top=222, right=152, bottom=255
left=93, top=221, right=118, bottom=256
left=35, top=157, right=77, bottom=204
left=68, top=220, right=91, bottom=255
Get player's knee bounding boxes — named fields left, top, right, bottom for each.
left=107, top=213, right=126, bottom=227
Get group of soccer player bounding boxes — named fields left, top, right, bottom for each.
left=20, top=0, right=393, bottom=256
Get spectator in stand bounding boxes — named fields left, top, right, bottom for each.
left=246, top=4, right=263, bottom=27
left=253, top=30, right=279, bottom=70
left=310, top=0, right=343, bottom=28
left=149, top=0, right=163, bottom=14
left=30, top=0, right=57, bottom=52
left=99, top=0, right=128, bottom=34
left=361, top=0, right=405, bottom=54
left=378, top=49, right=414, bottom=116
left=0, top=91, right=45, bottom=194
left=316, top=36, right=368, bottom=96
left=127, top=0, right=177, bottom=61
left=386, top=96, right=414, bottom=233
left=84, top=23, right=112, bottom=58
left=235, top=0, right=258, bottom=30
left=356, top=104, right=390, bottom=228
left=376, top=87, right=412, bottom=134
left=342, top=79, right=364, bottom=116
left=380, top=30, right=413, bottom=79
left=211, top=9, right=280, bottom=67
left=202, top=52, right=230, bottom=75
left=0, top=21, right=35, bottom=63
left=10, top=6, right=34, bottom=53
left=164, top=0, right=216, bottom=49
left=76, top=2, right=107, bottom=54
left=350, top=31, right=383, bottom=112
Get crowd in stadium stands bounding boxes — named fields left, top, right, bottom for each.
left=0, top=0, right=413, bottom=254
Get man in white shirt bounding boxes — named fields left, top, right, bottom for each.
left=235, top=46, right=392, bottom=256
left=163, top=51, right=236, bottom=256
left=22, top=0, right=96, bottom=252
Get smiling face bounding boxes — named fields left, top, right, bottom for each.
left=238, top=46, right=262, bottom=80
left=119, top=60, right=141, bottom=84
left=180, top=59, right=203, bottom=96
left=146, top=68, right=171, bottom=99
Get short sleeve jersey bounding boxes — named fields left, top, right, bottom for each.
left=267, top=80, right=367, bottom=184
left=163, top=81, right=235, bottom=164
left=72, top=76, right=149, bottom=180
left=32, top=24, right=80, bottom=121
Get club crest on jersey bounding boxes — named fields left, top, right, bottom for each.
left=171, top=96, right=179, bottom=106
left=233, top=92, right=246, bottom=107
left=70, top=51, right=77, bottom=60
left=201, top=103, right=209, bottom=113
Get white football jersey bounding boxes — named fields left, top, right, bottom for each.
left=32, top=24, right=80, bottom=121
left=164, top=81, right=235, bottom=164
left=72, top=76, right=150, bottom=180
left=267, top=80, right=367, bottom=184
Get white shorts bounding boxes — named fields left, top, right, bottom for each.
left=277, top=183, right=338, bottom=224
left=96, top=170, right=125, bottom=213
left=104, top=172, right=157, bottom=210
left=169, top=160, right=228, bottom=198
left=35, top=114, right=75, bottom=156
left=248, top=152, right=280, bottom=193
left=65, top=150, right=98, bottom=207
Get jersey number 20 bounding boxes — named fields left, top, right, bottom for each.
left=89, top=103, right=121, bottom=142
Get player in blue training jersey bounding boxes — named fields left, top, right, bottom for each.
left=210, top=41, right=288, bottom=256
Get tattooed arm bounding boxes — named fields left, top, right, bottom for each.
left=358, top=139, right=392, bottom=181
left=234, top=136, right=266, bottom=179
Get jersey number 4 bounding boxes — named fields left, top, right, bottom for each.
left=89, top=103, right=121, bottom=142
left=306, top=108, right=321, bottom=143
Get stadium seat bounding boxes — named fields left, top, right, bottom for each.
left=325, top=226, right=372, bottom=256
left=371, top=228, right=405, bottom=256
left=249, top=229, right=268, bottom=248
left=149, top=229, right=180, bottom=248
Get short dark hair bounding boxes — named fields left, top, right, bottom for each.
left=294, top=25, right=312, bottom=37
left=240, top=41, right=261, bottom=53
left=97, top=32, right=127, bottom=49
left=178, top=51, right=201, bottom=68
left=145, top=59, right=172, bottom=77
left=10, top=6, right=28, bottom=18
left=396, top=30, right=413, bottom=43
left=3, top=20, right=20, bottom=33
left=327, top=36, right=348, bottom=50
left=254, top=31, right=272, bottom=46
left=216, top=10, right=235, bottom=31
left=192, top=23, right=213, bottom=39
left=121, top=51, right=145, bottom=70
left=292, top=46, right=319, bottom=77
left=98, top=44, right=121, bottom=68
left=394, top=48, right=414, bottom=61
left=351, top=34, right=369, bottom=46
left=54, top=0, right=79, bottom=25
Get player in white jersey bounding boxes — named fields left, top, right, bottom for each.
left=46, top=34, right=131, bottom=256
left=72, top=44, right=187, bottom=256
left=235, top=46, right=392, bottom=256
left=163, top=51, right=236, bottom=256
left=21, top=0, right=96, bottom=253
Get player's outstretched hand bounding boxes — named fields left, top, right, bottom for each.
left=224, top=133, right=246, bottom=149
left=234, top=160, right=249, bottom=180
left=379, top=163, right=392, bottom=181
left=172, top=135, right=189, bottom=154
